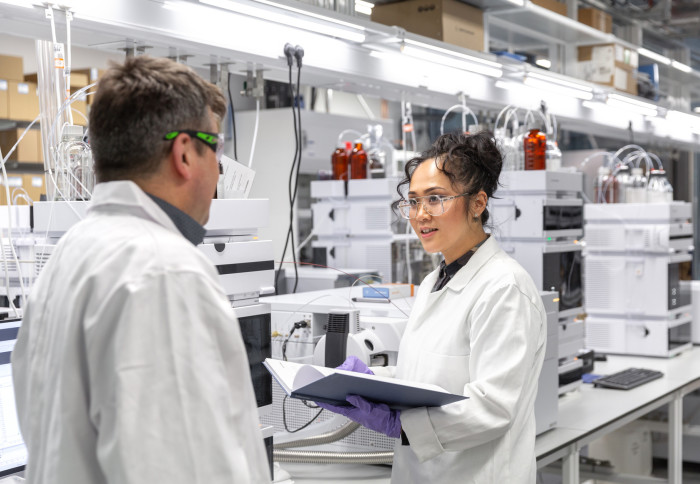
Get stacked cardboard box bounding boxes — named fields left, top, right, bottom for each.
left=579, top=7, right=612, bottom=34
left=532, top=0, right=567, bottom=16
left=0, top=173, right=45, bottom=205
left=0, top=55, right=39, bottom=122
left=371, top=0, right=484, bottom=52
left=25, top=71, right=89, bottom=126
left=578, top=44, right=639, bottom=95
left=0, top=128, right=42, bottom=163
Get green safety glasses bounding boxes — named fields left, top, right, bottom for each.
left=164, top=130, right=224, bottom=162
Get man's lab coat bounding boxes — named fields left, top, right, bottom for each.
left=375, top=236, right=546, bottom=483
left=12, top=181, right=270, bottom=483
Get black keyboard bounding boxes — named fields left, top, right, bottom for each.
left=593, top=368, right=664, bottom=390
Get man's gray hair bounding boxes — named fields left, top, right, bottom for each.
left=89, top=56, right=226, bottom=183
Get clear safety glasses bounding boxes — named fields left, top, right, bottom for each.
left=397, top=193, right=470, bottom=219
left=164, top=130, right=224, bottom=162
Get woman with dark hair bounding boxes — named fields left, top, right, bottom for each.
left=319, top=131, right=546, bottom=483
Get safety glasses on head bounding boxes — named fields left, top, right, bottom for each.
left=397, top=192, right=470, bottom=219
left=164, top=130, right=224, bottom=162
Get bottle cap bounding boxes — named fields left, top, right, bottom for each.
left=345, top=141, right=352, bottom=151
left=616, top=164, right=630, bottom=172
left=631, top=167, right=643, bottom=176
left=61, top=125, right=84, bottom=139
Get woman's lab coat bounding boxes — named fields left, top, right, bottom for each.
left=377, top=236, right=546, bottom=483
left=12, top=181, right=270, bottom=484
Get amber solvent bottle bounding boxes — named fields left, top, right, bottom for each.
left=523, top=128, right=546, bottom=170
left=331, top=141, right=351, bottom=180
left=349, top=142, right=368, bottom=180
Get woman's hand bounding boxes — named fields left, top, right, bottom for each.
left=316, top=395, right=401, bottom=438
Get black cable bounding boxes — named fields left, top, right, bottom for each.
left=227, top=72, right=238, bottom=161
left=274, top=62, right=300, bottom=294
left=281, top=320, right=307, bottom=361
left=282, top=395, right=324, bottom=433
left=291, top=63, right=303, bottom=293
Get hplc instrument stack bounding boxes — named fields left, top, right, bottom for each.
left=491, top=171, right=585, bottom=394
left=584, top=202, right=694, bottom=357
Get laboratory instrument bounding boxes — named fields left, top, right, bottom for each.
left=491, top=170, right=585, bottom=394
left=584, top=202, right=693, bottom=357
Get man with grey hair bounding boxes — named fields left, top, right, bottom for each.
left=12, top=56, right=270, bottom=483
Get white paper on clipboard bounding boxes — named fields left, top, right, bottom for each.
left=220, top=154, right=255, bottom=199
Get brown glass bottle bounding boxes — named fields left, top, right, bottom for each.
left=332, top=141, right=351, bottom=180
left=349, top=142, right=368, bottom=180
left=523, top=129, right=546, bottom=170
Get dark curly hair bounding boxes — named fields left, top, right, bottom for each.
left=393, top=131, right=503, bottom=225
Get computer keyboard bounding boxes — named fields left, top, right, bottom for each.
left=593, top=368, right=664, bottom=390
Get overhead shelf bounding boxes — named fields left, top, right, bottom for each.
left=0, top=0, right=699, bottom=148
left=486, top=3, right=614, bottom=48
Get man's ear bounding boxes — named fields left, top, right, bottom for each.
left=169, top=134, right=195, bottom=181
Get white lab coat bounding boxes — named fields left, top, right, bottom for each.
left=12, top=181, right=270, bottom=484
left=375, top=236, right=546, bottom=483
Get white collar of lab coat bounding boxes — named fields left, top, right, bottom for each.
left=89, top=181, right=180, bottom=236
left=442, top=235, right=500, bottom=293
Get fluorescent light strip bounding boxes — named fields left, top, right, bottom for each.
left=523, top=76, right=594, bottom=100
left=526, top=71, right=593, bottom=92
left=666, top=110, right=700, bottom=134
left=0, top=0, right=34, bottom=7
left=403, top=39, right=502, bottom=69
left=402, top=45, right=502, bottom=78
left=354, top=0, right=373, bottom=15
left=694, top=107, right=700, bottom=114
left=606, top=94, right=658, bottom=117
left=200, top=0, right=366, bottom=42
left=535, top=59, right=551, bottom=69
left=637, top=47, right=671, bottom=66
left=671, top=60, right=693, bottom=73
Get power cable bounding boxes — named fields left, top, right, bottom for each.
left=275, top=44, right=304, bottom=295
left=227, top=72, right=239, bottom=161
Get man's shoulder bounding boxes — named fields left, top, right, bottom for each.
left=59, top=210, right=213, bottom=278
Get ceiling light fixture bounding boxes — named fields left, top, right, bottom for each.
left=666, top=110, right=700, bottom=135
left=402, top=40, right=503, bottom=78
left=606, top=93, right=658, bottom=117
left=200, top=0, right=366, bottom=43
left=671, top=60, right=693, bottom=73
left=637, top=47, right=671, bottom=66
left=535, top=59, right=551, bottom=69
left=354, top=0, right=374, bottom=15
left=524, top=71, right=594, bottom=100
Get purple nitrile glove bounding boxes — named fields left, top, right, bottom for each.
left=316, top=395, right=402, bottom=438
left=337, top=355, right=374, bottom=375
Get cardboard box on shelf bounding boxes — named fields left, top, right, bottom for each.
left=70, top=92, right=89, bottom=126
left=578, top=7, right=612, bottom=34
left=0, top=173, right=45, bottom=205
left=371, top=0, right=484, bottom=52
left=0, top=174, right=24, bottom=205
left=0, top=55, right=24, bottom=82
left=8, top=81, right=39, bottom=122
left=578, top=44, right=639, bottom=94
left=579, top=43, right=638, bottom=68
left=531, top=0, right=567, bottom=16
left=24, top=71, right=88, bottom=89
left=0, top=80, right=8, bottom=118
left=0, top=128, right=41, bottom=163
left=22, top=173, right=45, bottom=203
left=26, top=71, right=90, bottom=124
left=72, top=68, right=105, bottom=105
